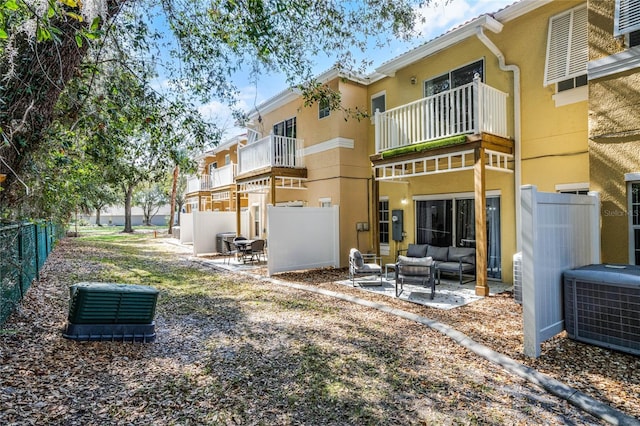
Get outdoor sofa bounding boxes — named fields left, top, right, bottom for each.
left=398, top=243, right=476, bottom=286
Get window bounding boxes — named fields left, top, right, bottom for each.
left=557, top=74, right=587, bottom=92
left=629, top=30, right=640, bottom=47
left=273, top=117, right=296, bottom=138
left=224, top=154, right=230, bottom=165
left=319, top=198, right=331, bottom=207
left=379, top=199, right=389, bottom=245
left=544, top=4, right=588, bottom=87
left=371, top=92, right=386, bottom=115
left=415, top=196, right=501, bottom=279
left=628, top=178, right=640, bottom=264
left=318, top=98, right=330, bottom=119
left=615, top=0, right=640, bottom=38
left=424, top=60, right=484, bottom=97
left=208, top=162, right=217, bottom=175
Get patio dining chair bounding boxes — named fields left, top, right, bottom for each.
left=247, top=239, right=266, bottom=263
left=223, top=239, right=239, bottom=264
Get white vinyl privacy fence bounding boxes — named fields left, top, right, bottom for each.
left=521, top=185, right=600, bottom=357
left=267, top=205, right=340, bottom=276
left=180, top=211, right=250, bottom=255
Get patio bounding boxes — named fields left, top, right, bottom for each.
left=191, top=251, right=512, bottom=310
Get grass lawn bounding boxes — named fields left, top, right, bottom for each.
left=0, top=231, right=626, bottom=425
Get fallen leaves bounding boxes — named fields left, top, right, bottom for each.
left=0, top=233, right=637, bottom=425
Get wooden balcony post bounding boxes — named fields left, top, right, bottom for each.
left=474, top=146, right=489, bottom=296
left=235, top=183, right=241, bottom=236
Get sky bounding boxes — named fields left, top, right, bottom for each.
left=193, top=0, right=517, bottom=140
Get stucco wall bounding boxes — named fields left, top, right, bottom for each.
left=588, top=0, right=640, bottom=264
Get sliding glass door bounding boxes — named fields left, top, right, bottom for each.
left=416, top=196, right=501, bottom=279
left=416, top=200, right=452, bottom=247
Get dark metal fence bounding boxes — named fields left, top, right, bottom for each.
left=0, top=221, right=64, bottom=324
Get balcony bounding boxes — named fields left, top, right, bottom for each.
left=375, top=79, right=508, bottom=154
left=237, top=135, right=305, bottom=176
left=186, top=163, right=236, bottom=194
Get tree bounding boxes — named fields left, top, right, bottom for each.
left=168, top=165, right=179, bottom=234
left=134, top=181, right=168, bottom=226
left=1, top=0, right=426, bottom=217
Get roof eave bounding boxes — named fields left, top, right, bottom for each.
left=375, top=15, right=504, bottom=77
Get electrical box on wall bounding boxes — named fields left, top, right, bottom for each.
left=356, top=222, right=369, bottom=231
left=391, top=209, right=403, bottom=241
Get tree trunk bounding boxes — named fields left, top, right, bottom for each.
left=96, top=208, right=102, bottom=226
left=168, top=165, right=179, bottom=234
left=0, top=0, right=125, bottom=208
left=123, top=184, right=134, bottom=233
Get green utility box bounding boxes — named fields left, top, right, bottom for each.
left=63, top=282, right=159, bottom=342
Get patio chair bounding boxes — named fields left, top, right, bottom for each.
left=223, top=239, right=239, bottom=264
left=247, top=239, right=266, bottom=263
left=233, top=236, right=251, bottom=260
left=349, top=248, right=383, bottom=286
left=395, top=255, right=435, bottom=299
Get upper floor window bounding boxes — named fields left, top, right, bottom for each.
left=544, top=4, right=587, bottom=88
left=224, top=154, right=230, bottom=165
left=629, top=29, right=640, bottom=47
left=273, top=117, right=296, bottom=138
left=319, top=98, right=330, bottom=119
left=208, top=162, right=217, bottom=175
left=371, top=92, right=386, bottom=115
left=424, top=59, right=484, bottom=97
left=615, top=0, right=640, bottom=39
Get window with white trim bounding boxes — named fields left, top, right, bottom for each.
left=319, top=98, right=330, bottom=119
left=629, top=180, right=640, bottom=265
left=224, top=154, right=230, bottom=165
left=615, top=0, right=640, bottom=38
left=544, top=4, right=588, bottom=90
left=319, top=197, right=331, bottom=207
left=371, top=92, right=386, bottom=115
left=424, top=59, right=484, bottom=97
left=379, top=199, right=389, bottom=245
left=630, top=30, right=640, bottom=47
left=273, top=117, right=296, bottom=138
left=208, top=162, right=217, bottom=175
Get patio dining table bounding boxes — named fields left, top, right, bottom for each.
left=233, top=239, right=255, bottom=263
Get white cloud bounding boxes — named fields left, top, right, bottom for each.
left=413, top=0, right=516, bottom=40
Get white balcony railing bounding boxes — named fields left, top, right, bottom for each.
left=209, top=163, right=236, bottom=189
left=186, top=163, right=237, bottom=194
left=375, top=77, right=508, bottom=154
left=187, top=176, right=201, bottom=194
left=237, top=135, right=304, bottom=175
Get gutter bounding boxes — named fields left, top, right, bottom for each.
left=476, top=23, right=522, bottom=251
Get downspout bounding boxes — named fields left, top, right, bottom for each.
left=476, top=25, right=522, bottom=251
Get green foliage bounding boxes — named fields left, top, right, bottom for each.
left=134, top=181, right=168, bottom=226
left=380, top=135, right=469, bottom=159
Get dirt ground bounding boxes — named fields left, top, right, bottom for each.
left=1, top=235, right=638, bottom=425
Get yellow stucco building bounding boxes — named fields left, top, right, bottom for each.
left=186, top=0, right=638, bottom=285
left=368, top=1, right=589, bottom=293
left=588, top=0, right=640, bottom=265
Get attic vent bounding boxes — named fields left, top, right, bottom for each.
left=563, top=264, right=640, bottom=356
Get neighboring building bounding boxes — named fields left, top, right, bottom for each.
left=587, top=0, right=640, bottom=265
left=368, top=0, right=588, bottom=294
left=81, top=204, right=172, bottom=227
left=184, top=134, right=248, bottom=213
left=238, top=69, right=373, bottom=265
